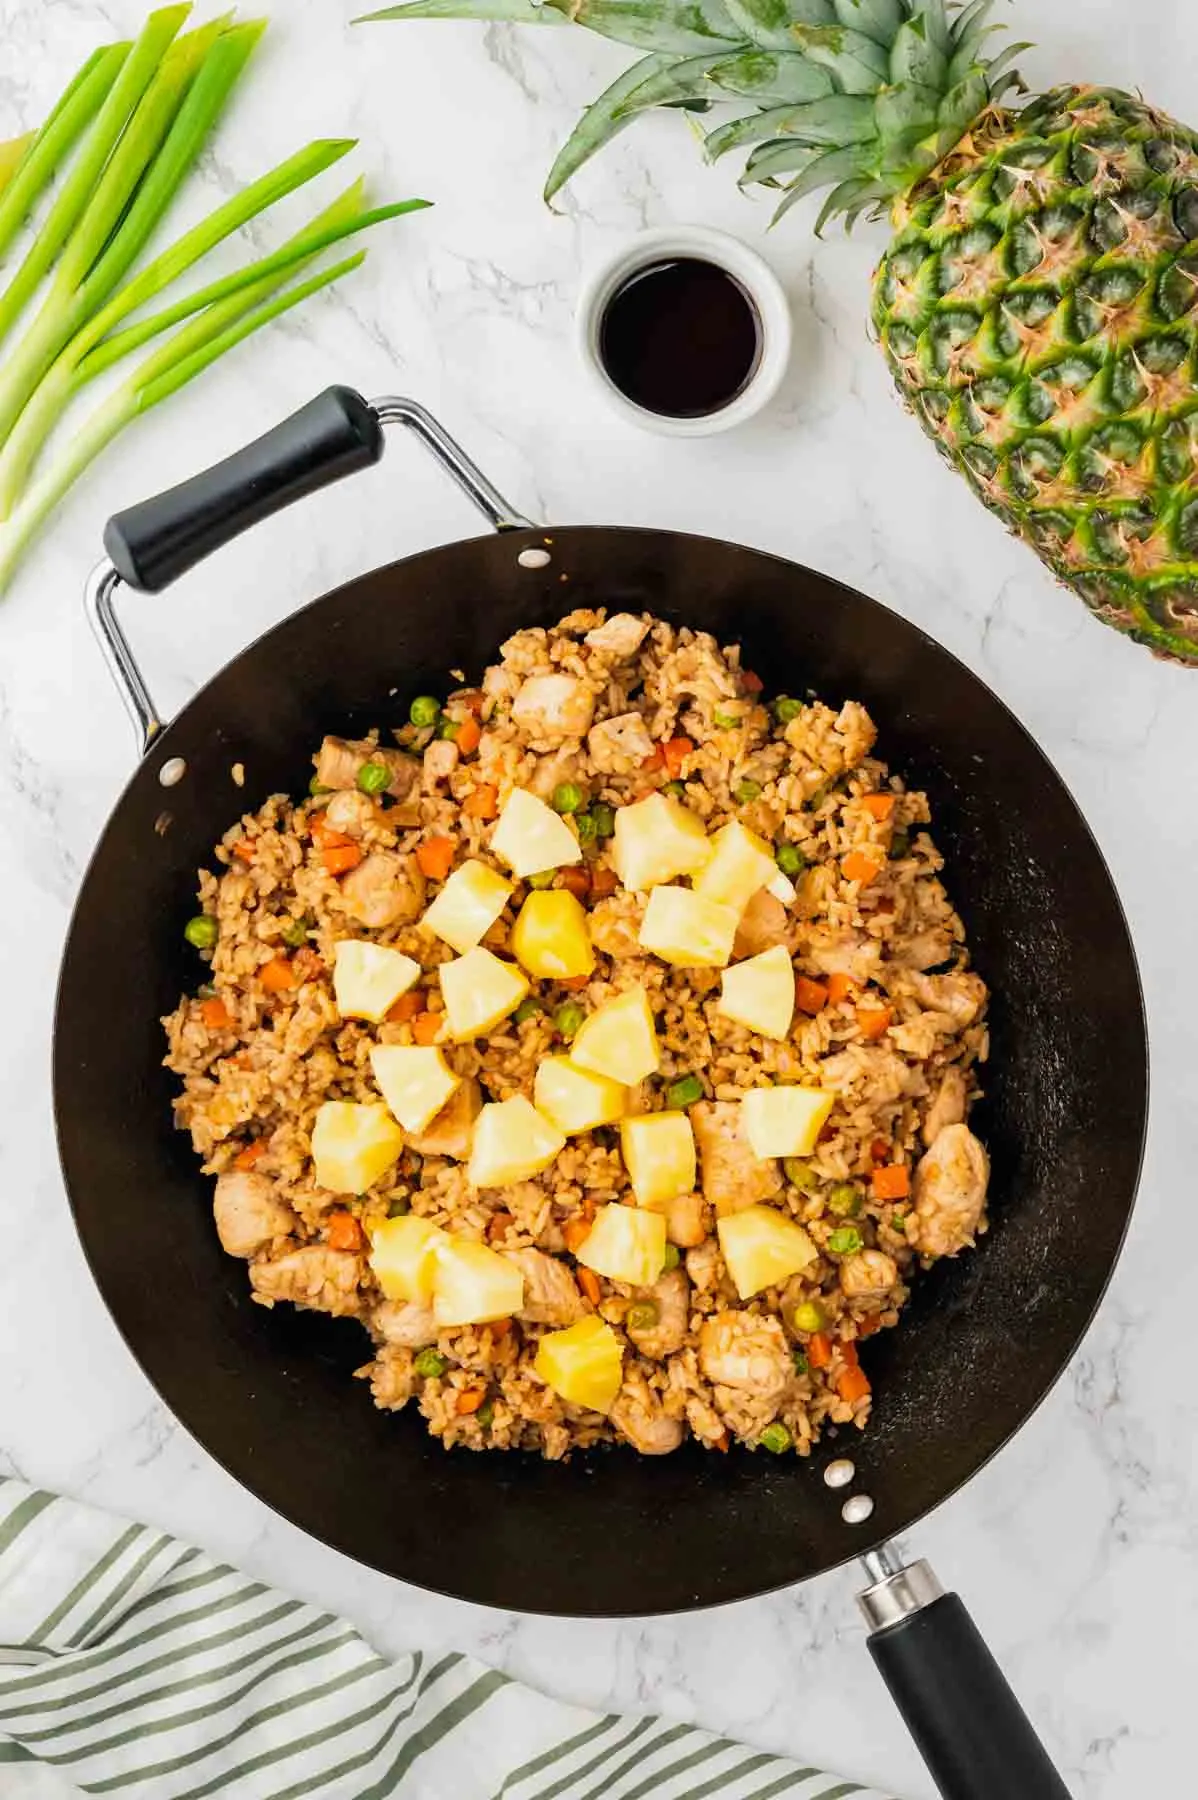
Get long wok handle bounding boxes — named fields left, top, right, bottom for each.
left=859, top=1558, right=1072, bottom=1800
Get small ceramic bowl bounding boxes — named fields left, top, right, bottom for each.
left=576, top=224, right=792, bottom=437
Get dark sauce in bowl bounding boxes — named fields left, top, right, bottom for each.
left=598, top=257, right=763, bottom=420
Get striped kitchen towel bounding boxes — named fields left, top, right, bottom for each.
left=0, top=1479, right=896, bottom=1800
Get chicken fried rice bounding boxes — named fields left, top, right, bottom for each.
left=163, top=609, right=990, bottom=1460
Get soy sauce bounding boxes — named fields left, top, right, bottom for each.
left=598, top=257, right=763, bottom=419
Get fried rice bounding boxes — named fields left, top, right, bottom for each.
left=163, top=609, right=991, bottom=1460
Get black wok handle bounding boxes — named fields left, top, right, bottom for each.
left=104, top=386, right=384, bottom=593
left=861, top=1563, right=1072, bottom=1800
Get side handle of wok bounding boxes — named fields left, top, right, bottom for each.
left=859, top=1552, right=1073, bottom=1800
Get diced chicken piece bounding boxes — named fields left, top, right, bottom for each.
left=685, top=1237, right=724, bottom=1294
left=684, top=1392, right=728, bottom=1447
left=315, top=736, right=416, bottom=800
left=699, top=1311, right=790, bottom=1402
left=324, top=790, right=379, bottom=838
left=839, top=1249, right=900, bottom=1299
left=586, top=710, right=654, bottom=773
left=911, top=1123, right=989, bottom=1259
left=338, top=852, right=426, bottom=929
left=250, top=1246, right=364, bottom=1316
left=408, top=1077, right=483, bottom=1160
left=805, top=928, right=882, bottom=983
left=907, top=971, right=986, bottom=1028
left=422, top=739, right=460, bottom=789
left=624, top=1267, right=689, bottom=1359
left=368, top=1346, right=416, bottom=1410
left=890, top=929, right=955, bottom=971
left=512, top=673, right=595, bottom=742
left=923, top=1066, right=967, bottom=1145
left=610, top=1371, right=684, bottom=1455
left=372, top=1299, right=438, bottom=1348
left=587, top=897, right=645, bottom=959
left=732, top=889, right=791, bottom=960
left=584, top=613, right=650, bottom=659
left=665, top=1191, right=707, bottom=1249
left=526, top=748, right=585, bottom=802
left=213, top=1171, right=296, bottom=1259
left=506, top=1247, right=585, bottom=1326
left=691, top=1101, right=781, bottom=1214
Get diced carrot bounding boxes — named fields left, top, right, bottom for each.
left=795, top=976, right=829, bottom=1015
left=842, top=850, right=882, bottom=885
left=323, top=844, right=363, bottom=877
left=837, top=1364, right=871, bottom=1405
left=229, top=1050, right=252, bottom=1069
left=387, top=990, right=424, bottom=1024
left=200, top=997, right=230, bottom=1030
left=488, top=1317, right=513, bottom=1339
left=840, top=1338, right=860, bottom=1367
left=259, top=956, right=295, bottom=993
left=412, top=1011, right=443, bottom=1046
left=857, top=1004, right=893, bottom=1040
left=461, top=784, right=498, bottom=820
left=589, top=867, right=618, bottom=901
left=872, top=1163, right=910, bottom=1200
left=456, top=1386, right=487, bottom=1415
left=455, top=715, right=481, bottom=757
left=741, top=669, right=763, bottom=694
left=559, top=866, right=590, bottom=901
left=311, top=816, right=351, bottom=850
left=826, top=972, right=856, bottom=1006
left=232, top=838, right=256, bottom=863
left=416, top=835, right=456, bottom=880
left=713, top=1429, right=731, bottom=1453
left=234, top=1140, right=266, bottom=1171
left=662, top=735, right=693, bottom=779
left=486, top=1211, right=514, bottom=1244
left=856, top=1313, right=886, bottom=1339
left=558, top=972, right=590, bottom=990
left=577, top=1267, right=602, bottom=1306
left=640, top=745, right=664, bottom=773
left=862, top=793, right=896, bottom=820
left=563, top=1216, right=592, bottom=1254
left=807, top=1331, right=833, bottom=1370
left=327, top=1210, right=365, bottom=1252
left=870, top=1138, right=889, bottom=1163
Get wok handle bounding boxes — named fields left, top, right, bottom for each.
left=860, top=1558, right=1072, bottom=1800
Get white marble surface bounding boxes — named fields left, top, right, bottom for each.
left=0, top=2, right=1193, bottom=1795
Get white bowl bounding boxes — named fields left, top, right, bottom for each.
left=576, top=224, right=792, bottom=437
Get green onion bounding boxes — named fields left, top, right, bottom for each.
left=279, top=916, right=310, bottom=949
left=662, top=1242, right=681, bottom=1271
left=387, top=1196, right=410, bottom=1217
left=625, top=1301, right=659, bottom=1331
left=527, top=868, right=556, bottom=889
left=308, top=775, right=330, bottom=797
left=574, top=810, right=598, bottom=844
left=775, top=842, right=804, bottom=876
left=828, top=1181, right=862, bottom=1218
left=665, top=1073, right=703, bottom=1108
left=774, top=696, right=804, bottom=725
left=552, top=781, right=584, bottom=814
left=476, top=1398, right=495, bottom=1428
left=554, top=1000, right=585, bottom=1040
left=356, top=758, right=389, bottom=794
left=792, top=1349, right=809, bottom=1375
left=889, top=829, right=911, bottom=860
left=713, top=709, right=739, bottom=729
left=661, top=780, right=685, bottom=800
left=413, top=1348, right=448, bottom=1378
left=590, top=802, right=616, bottom=839
left=792, top=1300, right=826, bottom=1333
left=734, top=778, right=762, bottom=804
left=184, top=913, right=218, bottom=950
left=436, top=715, right=459, bottom=740
left=513, top=996, right=543, bottom=1025
left=827, top=1226, right=863, bottom=1255
left=758, top=1422, right=792, bottom=1454
left=783, top=1157, right=814, bottom=1190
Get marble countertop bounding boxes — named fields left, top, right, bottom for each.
left=0, top=2, right=1192, bottom=1794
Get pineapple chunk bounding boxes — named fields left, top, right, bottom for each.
left=439, top=946, right=529, bottom=1041
left=570, top=986, right=660, bottom=1084
left=421, top=858, right=513, bottom=954
left=332, top=941, right=421, bottom=1023
left=511, top=890, right=594, bottom=980
left=467, top=1095, right=565, bottom=1188
left=741, top=1085, right=835, bottom=1158
left=620, top=1112, right=696, bottom=1210
left=370, top=1045, right=461, bottom=1135
left=718, top=944, right=795, bottom=1040
left=577, top=1202, right=667, bottom=1286
left=638, top=886, right=739, bottom=968
left=612, top=792, right=711, bottom=892
left=311, top=1101, right=404, bottom=1195
left=717, top=1205, right=818, bottom=1299
left=534, top=1056, right=626, bottom=1135
left=433, top=1237, right=525, bottom=1327
left=534, top=1315, right=624, bottom=1415
left=369, top=1215, right=447, bottom=1303
left=490, top=787, right=581, bottom=879
left=693, top=821, right=778, bottom=915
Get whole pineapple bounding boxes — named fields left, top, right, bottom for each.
left=363, top=0, right=1198, bottom=663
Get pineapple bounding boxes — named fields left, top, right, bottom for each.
left=366, top=0, right=1198, bottom=662
left=576, top=1201, right=668, bottom=1285
left=535, top=1315, right=624, bottom=1413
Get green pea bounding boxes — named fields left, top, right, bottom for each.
left=527, top=868, right=556, bottom=889
left=575, top=811, right=598, bottom=844
left=792, top=1350, right=809, bottom=1376
left=476, top=1399, right=495, bottom=1429
left=734, top=778, right=762, bottom=804
left=793, top=1300, right=827, bottom=1333
left=590, top=802, right=616, bottom=839
left=387, top=1196, right=411, bottom=1218
left=513, top=996, right=543, bottom=1026
left=783, top=1157, right=814, bottom=1190
left=626, top=1301, right=660, bottom=1331
left=184, top=915, right=219, bottom=950
left=889, top=829, right=911, bottom=860
left=280, top=916, right=310, bottom=949
left=758, top=1422, right=792, bottom=1454
left=774, top=696, right=805, bottom=725
left=713, top=710, right=739, bottom=729
left=436, top=716, right=459, bottom=741
left=554, top=1001, right=585, bottom=1041
left=828, top=1181, right=862, bottom=1218
left=775, top=842, right=804, bottom=876
left=308, top=775, right=330, bottom=797
left=414, top=1348, right=448, bottom=1378
left=409, top=695, right=440, bottom=728
left=552, top=781, right=584, bottom=814
left=355, top=759, right=389, bottom=795
left=662, top=1243, right=681, bottom=1271
left=666, top=1073, right=703, bottom=1108
left=827, top=1226, right=863, bottom=1255
left=662, top=781, right=685, bottom=800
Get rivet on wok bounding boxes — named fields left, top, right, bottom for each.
left=518, top=547, right=551, bottom=570
left=842, top=1494, right=875, bottom=1526
left=823, top=1458, right=855, bottom=1489
left=158, top=757, right=187, bottom=787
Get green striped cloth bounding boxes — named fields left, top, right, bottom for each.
left=0, top=1479, right=896, bottom=1800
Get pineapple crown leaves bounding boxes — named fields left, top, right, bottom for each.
left=358, top=0, right=1029, bottom=229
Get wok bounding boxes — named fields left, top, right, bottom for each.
left=55, top=388, right=1147, bottom=1800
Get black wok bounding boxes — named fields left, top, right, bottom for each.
left=55, top=389, right=1147, bottom=1800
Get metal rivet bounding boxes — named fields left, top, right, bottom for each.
left=518, top=547, right=551, bottom=570
left=158, top=757, right=187, bottom=787
left=823, top=1458, right=856, bottom=1489
left=842, top=1493, right=875, bottom=1526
